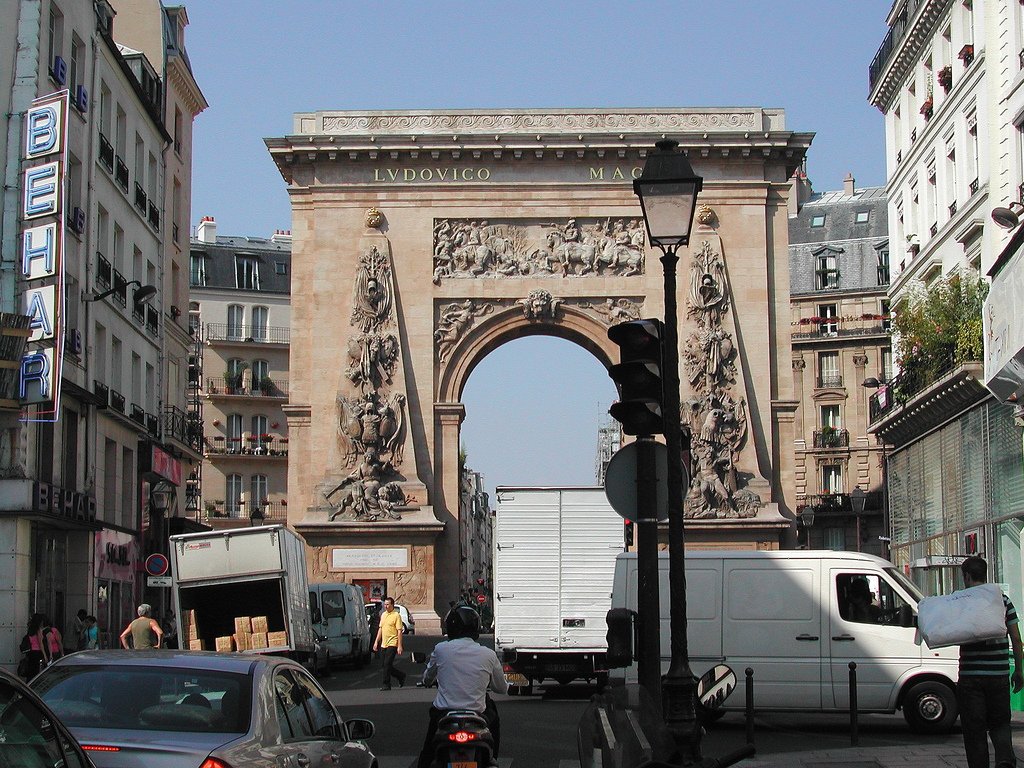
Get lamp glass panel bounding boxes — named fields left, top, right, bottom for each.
left=637, top=182, right=696, bottom=242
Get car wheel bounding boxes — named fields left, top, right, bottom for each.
left=902, top=680, right=957, bottom=733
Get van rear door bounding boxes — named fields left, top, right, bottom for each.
left=827, top=568, right=922, bottom=711
left=722, top=560, right=821, bottom=709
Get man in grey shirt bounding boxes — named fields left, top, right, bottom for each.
left=417, top=606, right=507, bottom=768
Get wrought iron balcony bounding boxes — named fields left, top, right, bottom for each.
left=130, top=404, right=145, bottom=425
left=146, top=306, right=159, bottom=335
left=134, top=182, right=148, bottom=212
left=812, top=428, right=849, bottom=449
left=98, top=133, right=114, bottom=172
left=148, top=200, right=160, bottom=230
left=868, top=0, right=924, bottom=92
left=93, top=380, right=109, bottom=408
left=146, top=412, right=159, bottom=437
left=114, top=156, right=128, bottom=191
left=162, top=405, right=203, bottom=452
left=110, top=389, right=125, bottom=413
left=203, top=501, right=287, bottom=521
left=205, top=323, right=290, bottom=344
left=206, top=376, right=288, bottom=398
left=95, top=252, right=111, bottom=288
left=816, top=373, right=844, bottom=388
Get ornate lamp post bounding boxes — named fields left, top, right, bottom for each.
left=850, top=486, right=867, bottom=553
left=634, top=138, right=702, bottom=763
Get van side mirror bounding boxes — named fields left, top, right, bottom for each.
left=900, top=606, right=917, bottom=628
left=606, top=608, right=636, bottom=668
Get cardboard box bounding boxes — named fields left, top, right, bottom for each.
left=233, top=632, right=252, bottom=652
left=234, top=616, right=252, bottom=634
left=188, top=638, right=206, bottom=651
left=188, top=625, right=200, bottom=641
left=215, top=635, right=234, bottom=653
left=250, top=632, right=268, bottom=650
left=267, top=630, right=288, bottom=647
left=251, top=616, right=269, bottom=634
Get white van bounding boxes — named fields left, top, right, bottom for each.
left=309, top=583, right=372, bottom=667
left=611, top=550, right=961, bottom=733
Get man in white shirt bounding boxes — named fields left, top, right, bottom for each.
left=417, top=606, right=508, bottom=768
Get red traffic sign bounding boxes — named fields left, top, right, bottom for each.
left=476, top=594, right=486, bottom=605
left=145, top=553, right=169, bottom=577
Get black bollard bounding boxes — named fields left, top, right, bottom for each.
left=745, top=667, right=755, bottom=746
left=848, top=661, right=859, bottom=747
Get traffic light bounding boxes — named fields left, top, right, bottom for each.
left=624, top=519, right=634, bottom=547
left=607, top=318, right=665, bottom=435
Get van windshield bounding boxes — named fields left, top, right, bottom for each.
left=886, top=566, right=924, bottom=602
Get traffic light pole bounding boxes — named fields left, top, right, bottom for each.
left=635, top=435, right=662, bottom=712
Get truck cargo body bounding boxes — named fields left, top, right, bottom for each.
left=170, top=525, right=315, bottom=663
left=493, top=487, right=624, bottom=691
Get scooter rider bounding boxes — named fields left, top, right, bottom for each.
left=416, top=605, right=508, bottom=768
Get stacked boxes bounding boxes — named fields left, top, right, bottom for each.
left=250, top=632, right=268, bottom=650
left=211, top=616, right=287, bottom=652
left=188, top=638, right=207, bottom=650
left=267, top=630, right=288, bottom=647
left=251, top=616, right=268, bottom=634
left=215, top=636, right=234, bottom=652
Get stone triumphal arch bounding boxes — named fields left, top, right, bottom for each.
left=267, top=109, right=812, bottom=629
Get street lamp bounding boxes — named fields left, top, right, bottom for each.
left=634, top=138, right=702, bottom=763
left=249, top=499, right=266, bottom=526
left=850, top=486, right=867, bottom=553
left=84, top=280, right=158, bottom=308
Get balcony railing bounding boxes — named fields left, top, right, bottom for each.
left=816, top=373, right=844, bottom=388
left=95, top=252, right=112, bottom=288
left=206, top=376, right=288, bottom=398
left=948, top=201, right=957, bottom=217
left=806, top=491, right=884, bottom=514
left=162, top=405, right=203, bottom=452
left=869, top=353, right=961, bottom=423
left=971, top=177, right=980, bottom=196
left=205, top=323, right=291, bottom=344
left=812, top=428, right=850, bottom=449
left=146, top=305, right=159, bottom=335
left=93, top=380, right=109, bottom=408
left=134, top=182, right=147, bottom=212
left=792, top=321, right=888, bottom=340
left=148, top=200, right=160, bottom=230
left=110, top=389, right=125, bottom=413
left=204, top=501, right=287, bottom=521
left=130, top=404, right=145, bottom=425
left=929, top=222, right=938, bottom=238
left=98, top=133, right=114, bottom=172
left=114, top=156, right=128, bottom=191
left=146, top=412, right=159, bottom=437
left=868, top=0, right=924, bottom=92
left=206, top=436, right=289, bottom=456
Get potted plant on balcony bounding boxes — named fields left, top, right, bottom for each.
left=820, top=424, right=839, bottom=447
left=959, top=44, right=974, bottom=66
left=225, top=362, right=248, bottom=393
left=204, top=500, right=217, bottom=517
left=906, top=234, right=920, bottom=256
left=259, top=376, right=275, bottom=396
left=937, top=65, right=953, bottom=92
left=920, top=93, right=934, bottom=120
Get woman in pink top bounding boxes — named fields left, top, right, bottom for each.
left=18, top=613, right=62, bottom=680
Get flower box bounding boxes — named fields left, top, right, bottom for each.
left=959, top=44, right=974, bottom=66
left=920, top=98, right=933, bottom=119
left=937, top=66, right=952, bottom=92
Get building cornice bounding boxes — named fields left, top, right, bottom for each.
left=869, top=0, right=953, bottom=111
left=167, top=55, right=208, bottom=118
left=265, top=109, right=813, bottom=185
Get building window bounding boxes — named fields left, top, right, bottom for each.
left=882, top=347, right=894, bottom=382
left=275, top=261, right=287, bottom=275
left=227, top=414, right=243, bottom=454
left=855, top=211, right=870, bottom=224
left=250, top=474, right=269, bottom=507
left=822, top=464, right=843, bottom=495
left=69, top=33, right=83, bottom=94
left=881, top=299, right=892, bottom=331
left=876, top=246, right=890, bottom=285
left=810, top=214, right=826, bottom=228
left=252, top=359, right=269, bottom=386
left=818, top=303, right=838, bottom=336
left=823, top=527, right=846, bottom=550
left=818, top=351, right=841, bottom=387
left=174, top=107, right=183, bottom=155
left=48, top=5, right=63, bottom=73
left=815, top=253, right=839, bottom=290
left=226, top=305, right=244, bottom=340
left=821, top=404, right=841, bottom=429
left=251, top=307, right=268, bottom=341
left=236, top=256, right=260, bottom=290
left=189, top=254, right=207, bottom=286
left=226, top=474, right=243, bottom=514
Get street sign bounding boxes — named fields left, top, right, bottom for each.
left=145, top=553, right=169, bottom=577
left=476, top=593, right=486, bottom=605
left=146, top=575, right=172, bottom=588
left=604, top=441, right=670, bottom=521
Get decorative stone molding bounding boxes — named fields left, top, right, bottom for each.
left=697, top=204, right=716, bottom=226
left=852, top=353, right=869, bottom=367
left=579, top=298, right=642, bottom=325
left=365, top=207, right=384, bottom=229
left=517, top=289, right=563, bottom=320
left=792, top=358, right=806, bottom=371
left=306, top=109, right=770, bottom=137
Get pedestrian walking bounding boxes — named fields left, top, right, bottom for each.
left=18, top=613, right=62, bottom=680
left=119, top=603, right=163, bottom=649
left=957, top=555, right=1024, bottom=768
left=72, top=608, right=88, bottom=651
left=82, top=615, right=99, bottom=650
left=372, top=596, right=406, bottom=690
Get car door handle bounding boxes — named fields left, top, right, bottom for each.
left=295, top=754, right=310, bottom=768
left=795, top=634, right=819, bottom=641
left=832, top=634, right=856, bottom=641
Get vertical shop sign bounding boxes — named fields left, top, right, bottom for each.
left=20, top=91, right=68, bottom=420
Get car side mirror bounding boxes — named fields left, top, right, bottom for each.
left=346, top=718, right=375, bottom=741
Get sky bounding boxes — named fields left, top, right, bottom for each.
left=181, top=0, right=891, bottom=497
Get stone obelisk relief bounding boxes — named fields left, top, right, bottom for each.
left=267, top=109, right=810, bottom=627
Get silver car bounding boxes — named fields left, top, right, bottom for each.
left=31, top=650, right=376, bottom=768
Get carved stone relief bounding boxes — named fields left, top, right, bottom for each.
left=317, top=243, right=413, bottom=522
left=792, top=357, right=806, bottom=371
left=435, top=300, right=495, bottom=363
left=432, top=218, right=645, bottom=282
left=579, top=298, right=642, bottom=325
left=681, top=239, right=762, bottom=519
left=518, top=289, right=563, bottom=319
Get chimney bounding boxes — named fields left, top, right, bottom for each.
left=843, top=173, right=856, bottom=196
left=197, top=215, right=217, bottom=243
left=270, top=229, right=292, bottom=244
left=789, top=167, right=813, bottom=216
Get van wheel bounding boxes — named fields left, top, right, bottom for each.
left=903, top=681, right=957, bottom=733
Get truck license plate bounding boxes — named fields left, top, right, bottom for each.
left=449, top=763, right=477, bottom=768
left=505, top=672, right=528, bottom=686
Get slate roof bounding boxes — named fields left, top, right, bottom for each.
left=190, top=235, right=292, bottom=294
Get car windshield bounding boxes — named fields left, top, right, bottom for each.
left=33, top=665, right=252, bottom=734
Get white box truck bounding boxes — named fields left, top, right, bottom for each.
left=611, top=550, right=962, bottom=733
left=494, top=487, right=625, bottom=694
left=170, top=525, right=316, bottom=667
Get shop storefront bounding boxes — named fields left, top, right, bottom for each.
left=94, top=529, right=139, bottom=649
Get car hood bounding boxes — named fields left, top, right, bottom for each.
left=70, top=727, right=245, bottom=768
